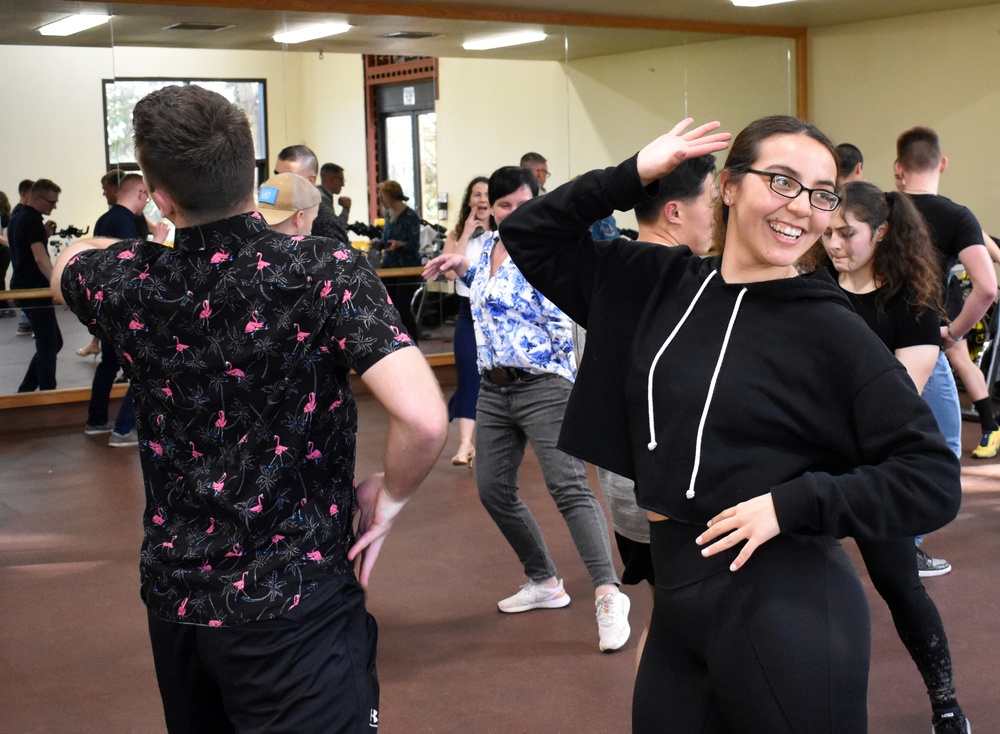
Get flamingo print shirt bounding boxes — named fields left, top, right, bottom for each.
left=461, top=235, right=576, bottom=382
left=62, top=211, right=412, bottom=626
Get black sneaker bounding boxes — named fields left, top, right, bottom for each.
left=932, top=710, right=971, bottom=733
left=916, top=547, right=952, bottom=577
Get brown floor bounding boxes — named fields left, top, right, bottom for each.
left=1, top=397, right=998, bottom=733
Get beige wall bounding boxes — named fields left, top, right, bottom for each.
left=811, top=3, right=1000, bottom=230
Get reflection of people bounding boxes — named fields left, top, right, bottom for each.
left=53, top=84, right=447, bottom=733
left=441, top=176, right=490, bottom=466
left=814, top=181, right=970, bottom=734
left=10, top=179, right=62, bottom=391
left=836, top=142, right=865, bottom=182
left=519, top=152, right=550, bottom=193
left=256, top=172, right=320, bottom=237
left=0, top=190, right=11, bottom=306
left=423, top=166, right=631, bottom=654
left=894, top=126, right=1000, bottom=461
left=501, top=116, right=962, bottom=732
left=376, top=180, right=422, bottom=268
left=319, top=163, right=351, bottom=225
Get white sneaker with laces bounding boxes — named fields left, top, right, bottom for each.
left=596, top=591, right=631, bottom=652
left=497, top=579, right=571, bottom=613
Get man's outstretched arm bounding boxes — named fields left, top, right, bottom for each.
left=348, top=347, right=448, bottom=587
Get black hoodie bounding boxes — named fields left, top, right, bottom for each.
left=501, top=155, right=961, bottom=541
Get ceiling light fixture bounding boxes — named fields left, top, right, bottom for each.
left=462, top=31, right=547, bottom=51
left=731, top=0, right=796, bottom=6
left=38, top=14, right=112, bottom=37
left=273, top=22, right=351, bottom=44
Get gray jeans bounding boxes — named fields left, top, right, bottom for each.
left=475, top=374, right=619, bottom=589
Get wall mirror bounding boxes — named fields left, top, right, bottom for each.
left=0, top=0, right=802, bottom=402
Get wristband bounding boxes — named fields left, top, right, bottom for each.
left=947, top=325, right=965, bottom=341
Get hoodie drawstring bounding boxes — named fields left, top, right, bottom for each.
left=645, top=270, right=748, bottom=500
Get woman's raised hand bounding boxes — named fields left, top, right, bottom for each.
left=423, top=252, right=469, bottom=281
left=636, top=119, right=732, bottom=186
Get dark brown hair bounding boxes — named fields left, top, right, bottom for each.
left=132, top=84, right=255, bottom=222
left=896, top=126, right=941, bottom=173
left=453, top=176, right=489, bottom=238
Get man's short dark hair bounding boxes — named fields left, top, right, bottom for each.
left=836, top=143, right=863, bottom=179
left=132, top=84, right=255, bottom=221
left=102, top=169, right=125, bottom=187
left=278, top=145, right=320, bottom=176
left=519, top=152, right=546, bottom=167
left=30, top=178, right=61, bottom=196
left=897, top=126, right=942, bottom=173
left=634, top=155, right=716, bottom=225
left=320, top=163, right=344, bottom=176
left=18, top=179, right=34, bottom=195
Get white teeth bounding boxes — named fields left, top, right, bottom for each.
left=769, top=222, right=802, bottom=238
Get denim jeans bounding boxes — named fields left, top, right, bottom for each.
left=87, top=338, right=136, bottom=433
left=15, top=299, right=63, bottom=391
left=922, top=352, right=962, bottom=459
left=475, top=373, right=618, bottom=589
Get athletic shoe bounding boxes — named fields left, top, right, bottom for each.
left=932, top=710, right=971, bottom=733
left=497, top=579, right=571, bottom=613
left=971, top=429, right=1000, bottom=459
left=916, top=547, right=952, bottom=578
left=83, top=420, right=115, bottom=435
left=596, top=591, right=631, bottom=653
left=16, top=323, right=33, bottom=336
left=108, top=429, right=138, bottom=447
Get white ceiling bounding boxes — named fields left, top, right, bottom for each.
left=1, top=0, right=996, bottom=61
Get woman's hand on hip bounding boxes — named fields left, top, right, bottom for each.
left=695, top=492, right=780, bottom=572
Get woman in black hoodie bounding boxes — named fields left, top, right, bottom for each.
left=500, top=116, right=962, bottom=733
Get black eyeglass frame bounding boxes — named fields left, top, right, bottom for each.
left=745, top=168, right=842, bottom=211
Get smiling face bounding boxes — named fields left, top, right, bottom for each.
left=821, top=208, right=879, bottom=281
left=469, top=181, right=490, bottom=223
left=720, top=134, right=838, bottom=282
left=491, top=184, right=534, bottom=228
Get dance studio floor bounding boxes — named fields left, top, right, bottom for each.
left=1, top=394, right=998, bottom=733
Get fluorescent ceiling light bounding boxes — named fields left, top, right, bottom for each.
left=273, top=22, right=351, bottom=44
left=731, top=0, right=795, bottom=6
left=463, top=31, right=547, bottom=51
left=38, top=14, right=111, bottom=37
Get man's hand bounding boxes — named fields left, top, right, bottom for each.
left=348, top=473, right=409, bottom=588
left=338, top=196, right=352, bottom=209
left=44, top=220, right=57, bottom=237
left=152, top=221, right=170, bottom=244
left=636, top=119, right=732, bottom=186
left=696, top=493, right=780, bottom=571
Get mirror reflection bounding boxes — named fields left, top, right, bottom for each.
left=0, top=2, right=798, bottom=397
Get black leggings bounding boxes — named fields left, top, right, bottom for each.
left=634, top=521, right=870, bottom=734
left=855, top=537, right=956, bottom=711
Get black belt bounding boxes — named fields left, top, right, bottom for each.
left=481, top=366, right=544, bottom=385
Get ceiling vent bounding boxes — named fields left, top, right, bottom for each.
left=164, top=22, right=235, bottom=32
left=381, top=31, right=440, bottom=40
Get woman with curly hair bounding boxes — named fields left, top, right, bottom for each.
left=814, top=180, right=970, bottom=734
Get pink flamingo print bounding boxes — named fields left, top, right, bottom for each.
left=160, top=380, right=173, bottom=398
left=161, top=536, right=177, bottom=549
left=334, top=336, right=347, bottom=351
left=198, top=299, right=212, bottom=325
left=328, top=397, right=343, bottom=412
left=272, top=435, right=289, bottom=463
left=214, top=411, right=227, bottom=431
left=210, top=250, right=230, bottom=266
left=224, top=544, right=243, bottom=558
left=155, top=414, right=165, bottom=428
left=290, top=234, right=305, bottom=243
left=116, top=249, right=135, bottom=260
left=306, top=549, right=324, bottom=562
left=224, top=362, right=245, bottom=380
left=128, top=313, right=146, bottom=332
left=245, top=311, right=265, bottom=335
left=329, top=503, right=338, bottom=516
left=177, top=597, right=188, bottom=617
left=152, top=507, right=166, bottom=525
left=210, top=472, right=228, bottom=494
left=249, top=494, right=264, bottom=514
left=199, top=562, right=212, bottom=572
left=233, top=571, right=247, bottom=591
left=342, top=289, right=353, bottom=305
left=303, top=392, right=316, bottom=415
left=93, top=287, right=104, bottom=303
left=147, top=441, right=163, bottom=457
left=271, top=534, right=285, bottom=545
left=173, top=336, right=189, bottom=359
left=319, top=280, right=333, bottom=298
left=294, top=324, right=310, bottom=342
left=208, top=620, right=223, bottom=627
left=391, top=325, right=413, bottom=344
left=123, top=352, right=133, bottom=364
left=205, top=518, right=215, bottom=534
left=190, top=442, right=203, bottom=459
left=305, top=442, right=322, bottom=461
left=137, top=264, right=150, bottom=284
left=255, top=252, right=271, bottom=273
left=333, top=249, right=349, bottom=260
left=289, top=594, right=300, bottom=610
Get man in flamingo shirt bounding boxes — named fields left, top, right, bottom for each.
left=52, top=84, right=447, bottom=733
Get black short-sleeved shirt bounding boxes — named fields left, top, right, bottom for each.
left=62, top=211, right=412, bottom=626
left=9, top=205, right=49, bottom=289
left=837, top=285, right=940, bottom=352
left=907, top=194, right=983, bottom=292
left=94, top=204, right=140, bottom=240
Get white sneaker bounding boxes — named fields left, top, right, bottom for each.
left=108, top=429, right=138, bottom=447
left=596, top=591, right=631, bottom=652
left=497, top=579, right=571, bottom=613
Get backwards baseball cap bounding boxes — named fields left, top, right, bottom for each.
left=257, top=172, right=321, bottom=226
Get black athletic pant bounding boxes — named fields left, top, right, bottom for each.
left=634, top=521, right=870, bottom=734
left=856, top=537, right=957, bottom=711
left=147, top=573, right=379, bottom=734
